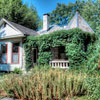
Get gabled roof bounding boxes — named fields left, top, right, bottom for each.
left=64, top=12, right=94, bottom=33
left=38, top=25, right=63, bottom=35
left=0, top=18, right=39, bottom=36
left=39, top=12, right=94, bottom=35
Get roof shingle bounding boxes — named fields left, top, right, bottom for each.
left=1, top=18, right=39, bottom=36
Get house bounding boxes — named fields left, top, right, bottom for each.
left=38, top=12, right=94, bottom=35
left=38, top=12, right=94, bottom=68
left=0, top=12, right=94, bottom=71
left=0, top=18, right=39, bottom=71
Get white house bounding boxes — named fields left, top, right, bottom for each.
left=0, top=18, right=38, bottom=71
left=0, top=12, right=94, bottom=71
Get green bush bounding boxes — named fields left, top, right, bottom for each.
left=0, top=68, right=87, bottom=100
left=38, top=52, right=52, bottom=65
left=13, top=68, right=23, bottom=74
left=65, top=43, right=86, bottom=68
left=86, top=76, right=100, bottom=100
left=24, top=28, right=97, bottom=70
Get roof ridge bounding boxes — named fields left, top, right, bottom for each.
left=7, top=20, right=35, bottom=31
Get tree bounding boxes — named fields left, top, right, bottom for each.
left=49, top=0, right=85, bottom=26
left=0, top=0, right=41, bottom=30
left=81, top=0, right=100, bottom=33
left=49, top=0, right=100, bottom=33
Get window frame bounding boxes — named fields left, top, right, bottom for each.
left=11, top=42, right=20, bottom=64
left=0, top=43, right=8, bottom=64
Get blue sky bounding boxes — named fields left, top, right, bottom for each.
left=23, top=0, right=75, bottom=19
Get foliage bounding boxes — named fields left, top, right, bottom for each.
left=0, top=68, right=87, bottom=100
left=80, top=37, right=100, bottom=74
left=24, top=28, right=97, bottom=70
left=38, top=52, right=52, bottom=65
left=1, top=67, right=100, bottom=100
left=78, top=38, right=100, bottom=99
left=13, top=68, right=23, bottom=74
left=81, top=0, right=100, bottom=33
left=65, top=43, right=85, bottom=68
left=32, top=65, right=50, bottom=73
left=0, top=0, right=41, bottom=30
left=24, top=44, right=33, bottom=71
left=86, top=76, right=100, bottom=100
left=49, top=0, right=100, bottom=33
left=49, top=0, right=85, bottom=26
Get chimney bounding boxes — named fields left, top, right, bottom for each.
left=43, top=14, right=49, bottom=31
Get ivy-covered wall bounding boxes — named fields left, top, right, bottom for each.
left=24, top=28, right=97, bottom=70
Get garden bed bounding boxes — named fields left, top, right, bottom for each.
left=0, top=68, right=87, bottom=100
left=0, top=67, right=100, bottom=100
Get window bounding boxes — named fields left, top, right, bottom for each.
left=0, top=44, right=8, bottom=64
left=12, top=43, right=19, bottom=64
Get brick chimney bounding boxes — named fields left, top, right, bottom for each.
left=43, top=14, right=49, bottom=31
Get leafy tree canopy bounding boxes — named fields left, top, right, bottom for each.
left=0, top=0, right=41, bottom=30
left=49, top=0, right=100, bottom=33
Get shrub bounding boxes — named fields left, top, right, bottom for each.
left=38, top=52, right=52, bottom=65
left=86, top=76, right=100, bottom=100
left=0, top=68, right=87, bottom=100
left=13, top=68, right=23, bottom=74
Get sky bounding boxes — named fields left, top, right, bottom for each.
left=23, top=0, right=75, bottom=19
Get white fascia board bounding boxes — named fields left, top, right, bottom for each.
left=0, top=18, right=25, bottom=35
left=0, top=34, right=25, bottom=40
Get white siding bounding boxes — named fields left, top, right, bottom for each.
left=0, top=24, right=24, bottom=39
left=0, top=38, right=25, bottom=71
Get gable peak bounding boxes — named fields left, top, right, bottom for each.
left=65, top=12, right=94, bottom=33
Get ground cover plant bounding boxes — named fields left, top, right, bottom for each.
left=0, top=66, right=100, bottom=100
left=0, top=67, right=87, bottom=100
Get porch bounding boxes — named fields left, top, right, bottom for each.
left=50, top=46, right=69, bottom=68
left=50, top=59, right=69, bottom=68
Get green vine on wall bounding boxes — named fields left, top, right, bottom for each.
left=24, top=28, right=97, bottom=70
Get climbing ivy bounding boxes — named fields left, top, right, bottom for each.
left=24, top=28, right=97, bottom=70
